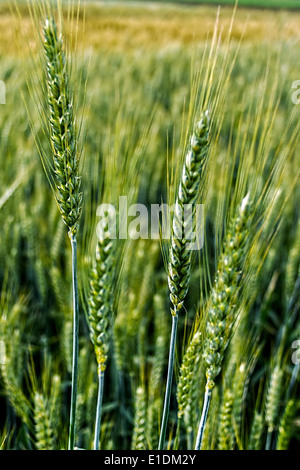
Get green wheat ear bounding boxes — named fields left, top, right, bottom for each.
left=131, top=385, right=148, bottom=450
left=88, top=232, right=115, bottom=374
left=203, top=194, right=252, bottom=391
left=43, top=16, right=82, bottom=236
left=34, top=392, right=55, bottom=450
left=248, top=411, right=264, bottom=450
left=195, top=194, right=253, bottom=450
left=168, top=111, right=210, bottom=316
left=177, top=330, right=202, bottom=422
left=265, top=364, right=284, bottom=449
left=276, top=399, right=297, bottom=450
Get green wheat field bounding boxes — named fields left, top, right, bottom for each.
left=0, top=0, right=299, bottom=451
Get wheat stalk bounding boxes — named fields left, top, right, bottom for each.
left=42, top=15, right=82, bottom=450
left=159, top=112, right=210, bottom=450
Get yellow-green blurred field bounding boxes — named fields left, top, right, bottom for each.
left=0, top=1, right=299, bottom=451
left=1, top=2, right=300, bottom=55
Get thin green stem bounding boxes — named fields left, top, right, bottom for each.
left=68, top=233, right=79, bottom=450
left=266, top=429, right=273, bottom=450
left=158, top=313, right=178, bottom=450
left=195, top=387, right=212, bottom=450
left=94, top=370, right=105, bottom=450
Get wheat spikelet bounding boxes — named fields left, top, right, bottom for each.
left=168, top=111, right=210, bottom=316
left=43, top=17, right=82, bottom=235
left=203, top=194, right=252, bottom=391
left=177, top=331, right=202, bottom=422
left=195, top=195, right=252, bottom=450
left=131, top=386, right=148, bottom=450
left=265, top=365, right=284, bottom=434
left=276, top=399, right=296, bottom=450
left=147, top=397, right=161, bottom=450
left=34, top=392, right=54, bottom=450
left=217, top=389, right=235, bottom=450
left=176, top=330, right=202, bottom=448
left=88, top=233, right=115, bottom=374
left=231, top=362, right=248, bottom=446
left=248, top=411, right=264, bottom=450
